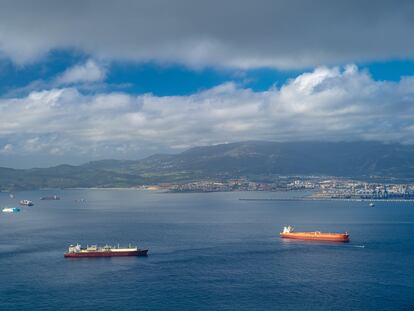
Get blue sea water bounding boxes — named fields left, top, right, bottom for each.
left=0, top=189, right=413, bottom=311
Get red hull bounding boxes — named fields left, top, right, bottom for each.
left=64, top=249, right=148, bottom=258
left=280, top=232, right=349, bottom=242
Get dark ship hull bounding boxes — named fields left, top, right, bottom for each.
left=64, top=249, right=148, bottom=258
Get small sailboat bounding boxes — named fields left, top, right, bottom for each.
left=369, top=202, right=375, bottom=207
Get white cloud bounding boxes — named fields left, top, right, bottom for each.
left=0, top=144, right=13, bottom=153
left=55, top=60, right=106, bottom=85
left=1, top=65, right=414, bottom=161
left=0, top=1, right=414, bottom=68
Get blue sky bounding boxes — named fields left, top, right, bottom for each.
left=0, top=50, right=302, bottom=97
left=1, top=0, right=414, bottom=168
left=2, top=50, right=414, bottom=98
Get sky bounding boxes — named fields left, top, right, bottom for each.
left=1, top=0, right=414, bottom=168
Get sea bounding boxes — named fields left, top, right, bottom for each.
left=0, top=189, right=413, bottom=311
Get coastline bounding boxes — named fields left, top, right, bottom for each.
left=239, top=197, right=414, bottom=202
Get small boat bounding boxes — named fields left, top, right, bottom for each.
left=40, top=195, right=60, bottom=200
left=280, top=226, right=350, bottom=242
left=19, top=200, right=34, bottom=206
left=2, top=207, right=20, bottom=213
left=369, top=202, right=375, bottom=207
left=64, top=244, right=148, bottom=258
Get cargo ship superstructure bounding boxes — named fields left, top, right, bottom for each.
left=280, top=226, right=350, bottom=242
left=64, top=244, right=148, bottom=257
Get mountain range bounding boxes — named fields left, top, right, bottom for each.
left=1, top=141, right=414, bottom=190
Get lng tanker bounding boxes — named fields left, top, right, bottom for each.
left=64, top=244, right=148, bottom=258
left=280, top=226, right=350, bottom=242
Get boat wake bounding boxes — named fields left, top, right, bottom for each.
left=351, top=245, right=365, bottom=248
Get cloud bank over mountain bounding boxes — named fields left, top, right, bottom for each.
left=1, top=1, right=414, bottom=167
left=0, top=0, right=414, bottom=68
left=1, top=65, right=414, bottom=164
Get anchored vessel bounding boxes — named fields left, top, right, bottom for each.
left=40, top=195, right=60, bottom=200
left=64, top=244, right=148, bottom=258
left=280, top=226, right=350, bottom=242
left=2, top=207, right=20, bottom=213
left=19, top=200, right=34, bottom=206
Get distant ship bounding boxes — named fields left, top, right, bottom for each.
left=2, top=207, right=20, bottom=213
left=369, top=202, right=375, bottom=207
left=40, top=195, right=60, bottom=200
left=19, top=200, right=34, bottom=206
left=280, top=226, right=350, bottom=242
left=64, top=244, right=148, bottom=258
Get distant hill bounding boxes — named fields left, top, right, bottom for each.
left=1, top=141, right=414, bottom=190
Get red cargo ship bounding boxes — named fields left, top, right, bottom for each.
left=280, top=226, right=350, bottom=242
left=64, top=244, right=148, bottom=258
